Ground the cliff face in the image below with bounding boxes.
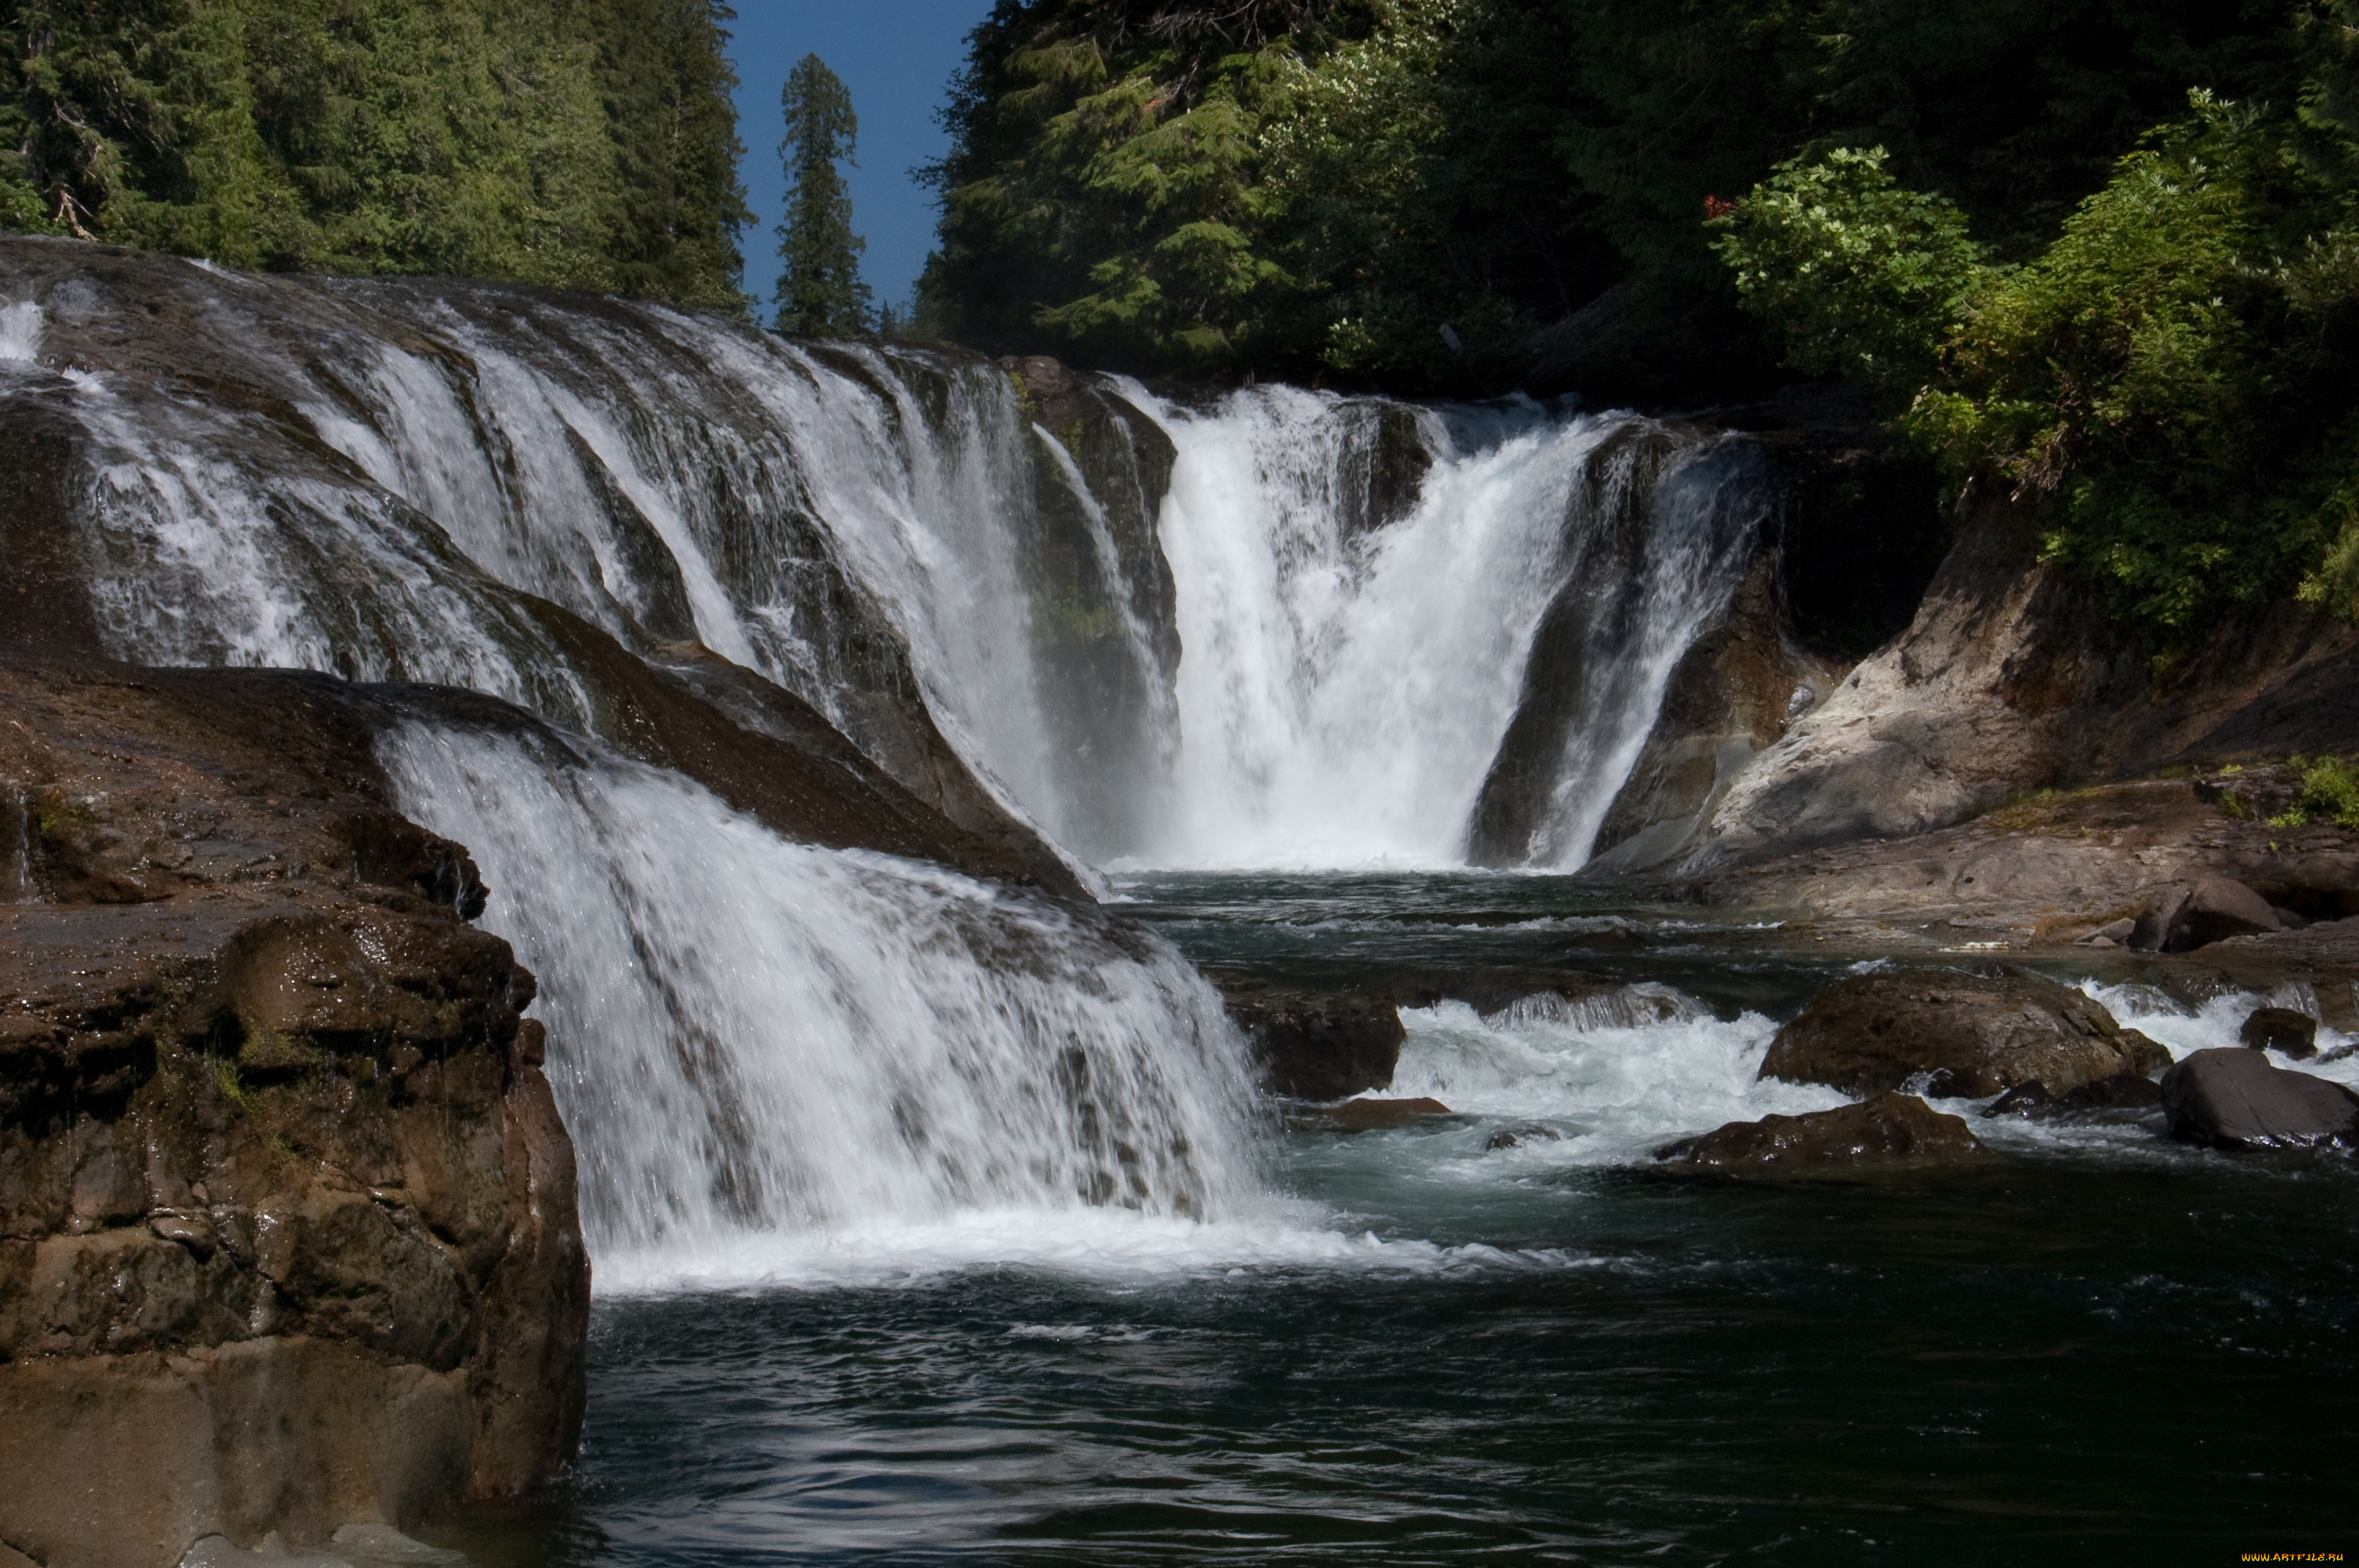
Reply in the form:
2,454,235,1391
0,659,588,1566
1685,495,2359,875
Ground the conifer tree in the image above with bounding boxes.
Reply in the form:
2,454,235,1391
773,53,871,336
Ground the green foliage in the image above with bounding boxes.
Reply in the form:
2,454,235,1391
921,0,1571,383
0,0,751,310
921,0,2295,388
1710,147,1986,393
774,53,871,335
1718,84,2359,639
2291,753,2359,827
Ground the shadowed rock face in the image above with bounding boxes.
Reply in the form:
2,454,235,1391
1004,356,1182,862
1758,971,2166,1099
0,659,587,1566
1685,494,2359,875
1656,1093,1989,1172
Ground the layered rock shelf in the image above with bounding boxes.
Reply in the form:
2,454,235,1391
0,659,594,1564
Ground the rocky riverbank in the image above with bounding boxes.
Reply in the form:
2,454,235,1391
0,657,587,1565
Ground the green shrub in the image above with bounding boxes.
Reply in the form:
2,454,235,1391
1709,147,1987,394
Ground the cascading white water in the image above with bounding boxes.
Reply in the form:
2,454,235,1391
1118,387,1764,869
19,260,1781,874
376,720,1264,1281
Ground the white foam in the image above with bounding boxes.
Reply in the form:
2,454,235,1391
1385,989,1849,1165
1116,387,1767,869
0,299,41,364
591,1201,1607,1295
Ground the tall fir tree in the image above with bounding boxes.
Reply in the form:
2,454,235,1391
773,53,871,336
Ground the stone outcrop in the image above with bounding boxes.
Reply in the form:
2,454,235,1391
1001,355,1182,862
1583,549,1840,876
0,658,588,1566
1757,971,2168,1098
1203,974,1405,1102
1681,773,2359,944
2159,1048,2359,1150
1655,1093,1989,1172
1675,492,2359,876
2240,1007,2320,1058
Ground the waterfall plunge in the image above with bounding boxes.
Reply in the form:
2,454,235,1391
1118,388,1764,869
377,722,1263,1283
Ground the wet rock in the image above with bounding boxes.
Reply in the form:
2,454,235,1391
1758,971,2156,1098
1983,1072,2165,1121
1655,1093,1989,1171
2160,1048,2359,1150
2063,1071,2168,1112
1307,1097,1454,1133
999,355,1182,862
2240,1007,2319,1059
1483,1123,1562,1152
0,656,588,1565
1982,1082,2056,1120
1205,976,1404,1101
2114,1029,2175,1076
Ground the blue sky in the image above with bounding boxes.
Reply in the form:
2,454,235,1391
726,2,1001,318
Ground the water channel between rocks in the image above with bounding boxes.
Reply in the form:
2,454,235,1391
428,873,2359,1567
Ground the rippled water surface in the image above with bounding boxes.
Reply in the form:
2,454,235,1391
441,874,2359,1566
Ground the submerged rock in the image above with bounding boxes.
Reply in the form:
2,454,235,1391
2159,1048,2359,1150
1758,971,2158,1098
1484,1123,1563,1152
2239,1006,2319,1059
1655,1093,1989,1171
1306,1097,1454,1133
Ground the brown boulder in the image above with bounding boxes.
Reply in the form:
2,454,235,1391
2160,1048,2359,1150
2132,876,2283,953
2240,1007,2319,1059
1655,1093,1989,1171
1207,976,1404,1101
0,658,587,1566
1758,971,2153,1098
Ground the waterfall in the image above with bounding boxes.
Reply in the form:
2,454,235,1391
1116,387,1765,868
376,720,1261,1279
16,259,1775,874
1,249,1788,1279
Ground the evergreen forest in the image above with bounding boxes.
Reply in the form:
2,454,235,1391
920,0,2359,641
1,0,751,310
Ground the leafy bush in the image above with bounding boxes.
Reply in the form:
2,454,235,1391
2285,754,2359,829
1721,95,2359,639
1709,147,1986,393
